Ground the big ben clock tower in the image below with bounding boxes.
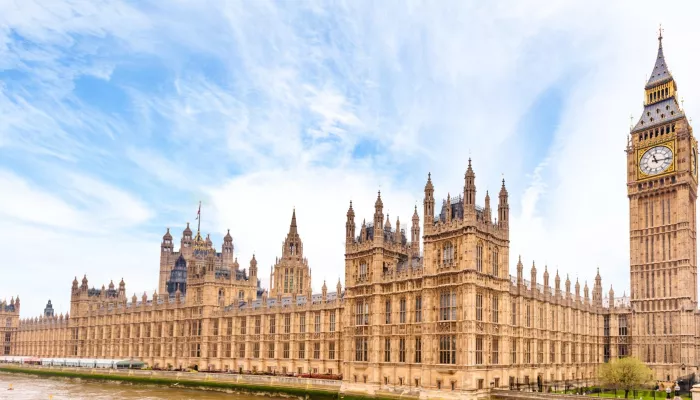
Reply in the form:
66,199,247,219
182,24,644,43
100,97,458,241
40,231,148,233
627,30,698,378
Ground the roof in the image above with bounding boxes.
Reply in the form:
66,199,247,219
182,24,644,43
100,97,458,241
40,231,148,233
646,35,672,89
632,97,684,131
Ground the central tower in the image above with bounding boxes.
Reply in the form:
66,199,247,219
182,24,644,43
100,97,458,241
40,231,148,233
627,31,698,377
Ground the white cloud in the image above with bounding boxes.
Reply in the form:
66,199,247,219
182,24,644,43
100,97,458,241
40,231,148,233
3,0,700,317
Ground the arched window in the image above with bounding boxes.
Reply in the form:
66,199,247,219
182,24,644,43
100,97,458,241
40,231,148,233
492,248,499,277
238,290,244,301
442,242,454,266
476,242,483,272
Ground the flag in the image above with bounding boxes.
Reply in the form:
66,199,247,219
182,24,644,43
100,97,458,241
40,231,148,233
196,202,201,220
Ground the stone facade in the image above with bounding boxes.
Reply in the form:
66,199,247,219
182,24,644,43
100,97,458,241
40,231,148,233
4,34,700,397
0,298,19,356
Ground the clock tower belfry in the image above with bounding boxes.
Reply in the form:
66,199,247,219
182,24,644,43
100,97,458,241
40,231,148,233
627,30,698,376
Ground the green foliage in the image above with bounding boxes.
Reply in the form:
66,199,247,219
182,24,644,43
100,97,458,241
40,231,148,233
598,357,653,398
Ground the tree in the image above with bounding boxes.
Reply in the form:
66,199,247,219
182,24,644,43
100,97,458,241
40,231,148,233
598,357,653,399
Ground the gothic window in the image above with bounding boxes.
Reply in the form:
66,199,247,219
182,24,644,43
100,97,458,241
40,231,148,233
526,303,531,327
269,315,276,334
284,314,291,333
415,337,422,363
254,316,261,334
359,262,368,281
268,343,275,358
218,288,225,306
314,313,321,333
492,338,499,364
385,300,391,324
442,242,454,266
355,337,368,361
510,338,517,364
415,296,422,323
399,338,406,362
399,298,406,323
439,291,457,321
329,312,336,332
355,300,369,326
475,335,484,365
491,295,499,323
476,242,483,272
298,314,306,333
439,335,456,364
328,342,336,360
492,247,499,277
384,338,391,362
313,342,320,359
475,292,483,321
283,342,290,358
298,342,305,359
511,300,516,326
238,290,244,301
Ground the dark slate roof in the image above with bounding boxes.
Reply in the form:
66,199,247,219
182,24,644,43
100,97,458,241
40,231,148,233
633,97,684,131
646,38,672,89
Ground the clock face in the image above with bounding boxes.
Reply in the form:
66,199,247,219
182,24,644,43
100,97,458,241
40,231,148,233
640,146,673,176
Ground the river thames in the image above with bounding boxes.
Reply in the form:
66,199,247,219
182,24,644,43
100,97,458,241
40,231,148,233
0,373,289,400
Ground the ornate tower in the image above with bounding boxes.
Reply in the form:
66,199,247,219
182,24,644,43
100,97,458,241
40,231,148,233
627,30,698,376
159,228,175,294
270,209,312,298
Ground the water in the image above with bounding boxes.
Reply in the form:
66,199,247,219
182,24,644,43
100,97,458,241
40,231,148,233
0,372,289,400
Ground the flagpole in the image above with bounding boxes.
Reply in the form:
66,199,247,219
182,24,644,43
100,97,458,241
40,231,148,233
196,201,202,234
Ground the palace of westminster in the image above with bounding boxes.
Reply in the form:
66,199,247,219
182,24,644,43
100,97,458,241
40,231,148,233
1,33,699,395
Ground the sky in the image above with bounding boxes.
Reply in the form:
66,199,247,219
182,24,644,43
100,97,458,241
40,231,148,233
1,0,700,316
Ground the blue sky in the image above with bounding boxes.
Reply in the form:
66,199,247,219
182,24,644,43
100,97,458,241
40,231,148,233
2,0,700,315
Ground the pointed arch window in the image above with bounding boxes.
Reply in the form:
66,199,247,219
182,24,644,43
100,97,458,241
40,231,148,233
476,242,484,272
492,247,499,277
442,242,454,267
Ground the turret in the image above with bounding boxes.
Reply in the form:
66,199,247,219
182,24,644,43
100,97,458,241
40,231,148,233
593,268,603,306
394,216,401,242
463,159,476,214
555,270,561,293
608,285,615,307
336,278,342,295
423,173,435,232
250,254,258,279
205,233,212,248
484,191,491,223
80,275,88,292
374,191,384,243
516,255,523,285
118,278,126,298
322,280,328,299
182,222,193,249
565,275,571,296
445,193,452,223
584,281,589,302
346,201,356,244
543,266,550,288
411,206,420,257
498,179,509,229
222,229,234,260
530,261,537,288
575,278,581,300
161,228,173,253
72,277,79,294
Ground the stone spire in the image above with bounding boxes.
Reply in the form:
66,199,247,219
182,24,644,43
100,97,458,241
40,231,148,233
646,28,672,90
346,201,356,244
423,173,435,232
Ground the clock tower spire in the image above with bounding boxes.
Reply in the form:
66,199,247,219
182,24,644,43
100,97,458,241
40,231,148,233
627,30,698,379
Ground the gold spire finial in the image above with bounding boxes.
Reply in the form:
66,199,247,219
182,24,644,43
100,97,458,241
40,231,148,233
658,23,664,41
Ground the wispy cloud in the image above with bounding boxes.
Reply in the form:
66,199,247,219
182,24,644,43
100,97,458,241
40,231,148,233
1,0,700,314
